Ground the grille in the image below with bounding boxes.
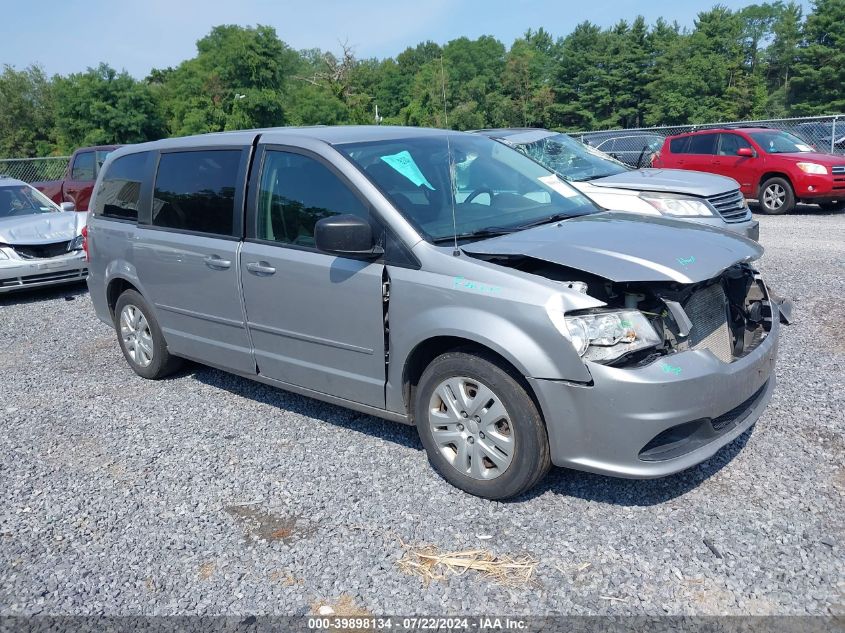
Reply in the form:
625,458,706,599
0,268,87,288
685,283,733,363
706,189,748,222
12,241,72,259
832,166,845,174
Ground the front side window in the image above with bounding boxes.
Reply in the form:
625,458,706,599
93,152,149,221
152,150,241,236
0,184,60,218
338,134,597,243
257,151,369,247
718,134,753,156
686,134,718,155
71,152,95,180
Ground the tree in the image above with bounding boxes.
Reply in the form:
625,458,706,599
155,24,297,135
790,0,845,114
0,65,56,157
53,64,164,151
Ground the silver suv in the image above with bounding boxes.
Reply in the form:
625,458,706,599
86,126,782,499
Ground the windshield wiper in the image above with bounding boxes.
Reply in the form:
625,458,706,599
510,212,578,230
431,227,516,244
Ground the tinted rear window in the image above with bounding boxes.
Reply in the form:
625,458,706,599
152,150,242,236
686,134,718,155
93,152,150,221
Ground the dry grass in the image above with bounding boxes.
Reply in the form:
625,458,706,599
397,545,538,586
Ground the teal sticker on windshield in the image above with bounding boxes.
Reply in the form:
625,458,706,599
380,151,435,190
660,362,682,376
677,256,696,267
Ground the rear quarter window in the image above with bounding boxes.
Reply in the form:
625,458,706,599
92,152,151,221
670,137,690,154
152,150,243,236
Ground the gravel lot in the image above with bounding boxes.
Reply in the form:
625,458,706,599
1,208,843,617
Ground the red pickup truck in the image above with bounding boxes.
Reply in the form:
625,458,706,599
33,145,120,212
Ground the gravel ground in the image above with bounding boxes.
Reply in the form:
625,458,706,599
0,208,843,617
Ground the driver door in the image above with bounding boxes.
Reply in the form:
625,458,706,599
240,146,386,407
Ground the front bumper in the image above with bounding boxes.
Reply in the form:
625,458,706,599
692,215,760,241
529,315,779,478
0,251,88,293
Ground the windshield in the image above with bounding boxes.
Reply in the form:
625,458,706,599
749,131,814,154
0,184,61,219
515,133,629,181
338,134,598,243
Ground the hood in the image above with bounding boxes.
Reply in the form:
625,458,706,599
462,212,763,284
589,168,738,197
0,212,84,245
768,151,845,165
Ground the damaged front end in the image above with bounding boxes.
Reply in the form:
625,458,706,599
494,256,776,369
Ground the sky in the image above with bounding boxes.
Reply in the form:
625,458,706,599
4,0,812,78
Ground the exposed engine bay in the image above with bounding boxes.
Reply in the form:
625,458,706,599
485,255,774,368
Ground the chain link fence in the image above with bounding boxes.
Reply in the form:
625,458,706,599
0,156,70,183
568,114,845,166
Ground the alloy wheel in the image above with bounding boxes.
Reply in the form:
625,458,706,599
119,304,154,367
763,184,786,210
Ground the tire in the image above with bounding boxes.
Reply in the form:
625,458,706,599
414,350,551,499
114,289,182,379
818,200,845,212
757,177,795,215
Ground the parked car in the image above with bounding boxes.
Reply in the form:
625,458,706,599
475,128,759,240
33,145,120,212
577,132,665,167
87,126,782,499
794,121,845,154
0,176,87,293
654,127,845,214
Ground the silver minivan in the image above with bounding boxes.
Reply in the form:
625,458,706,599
86,126,781,499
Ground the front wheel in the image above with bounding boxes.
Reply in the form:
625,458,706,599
757,177,795,215
818,200,845,212
414,351,550,499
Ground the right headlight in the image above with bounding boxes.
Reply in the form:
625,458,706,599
564,310,663,362
639,192,715,217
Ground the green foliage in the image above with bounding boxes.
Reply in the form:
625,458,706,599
53,63,164,152
0,65,56,157
790,0,845,114
1,5,844,158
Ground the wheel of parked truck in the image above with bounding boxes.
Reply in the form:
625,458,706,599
757,177,795,215
818,200,845,212
414,350,551,499
114,290,182,380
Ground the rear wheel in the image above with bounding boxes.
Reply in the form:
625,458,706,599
414,350,550,499
757,177,795,214
114,290,182,379
818,200,845,212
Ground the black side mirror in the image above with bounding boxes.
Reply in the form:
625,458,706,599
315,214,382,258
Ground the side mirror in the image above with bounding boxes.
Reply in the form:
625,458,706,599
737,147,755,158
315,214,382,258
60,201,76,212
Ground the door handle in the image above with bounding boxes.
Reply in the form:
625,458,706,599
246,261,276,275
204,255,232,270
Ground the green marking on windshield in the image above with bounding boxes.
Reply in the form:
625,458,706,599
677,256,696,267
379,150,435,190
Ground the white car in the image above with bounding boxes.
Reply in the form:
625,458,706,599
0,176,88,293
476,128,760,241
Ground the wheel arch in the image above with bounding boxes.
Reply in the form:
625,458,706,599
106,277,142,320
400,335,545,424
757,171,793,195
